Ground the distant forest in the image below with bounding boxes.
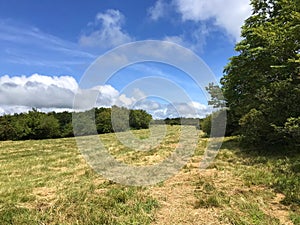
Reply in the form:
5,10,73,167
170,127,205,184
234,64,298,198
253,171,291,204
0,106,201,141
0,106,151,141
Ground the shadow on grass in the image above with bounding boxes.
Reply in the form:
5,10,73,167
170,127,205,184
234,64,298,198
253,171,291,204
219,137,300,208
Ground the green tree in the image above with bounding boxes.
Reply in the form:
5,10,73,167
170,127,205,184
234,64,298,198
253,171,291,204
200,114,211,136
200,110,226,137
23,110,60,139
72,109,96,136
129,109,152,129
111,106,130,132
0,115,16,140
206,82,226,108
221,0,300,147
35,114,60,139
96,108,113,133
13,113,33,140
51,111,73,137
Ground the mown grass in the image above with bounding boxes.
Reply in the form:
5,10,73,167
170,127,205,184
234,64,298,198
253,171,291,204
0,126,299,224
100,125,183,165
0,137,159,225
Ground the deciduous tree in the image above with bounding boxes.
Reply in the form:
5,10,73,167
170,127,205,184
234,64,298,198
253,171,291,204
221,0,300,147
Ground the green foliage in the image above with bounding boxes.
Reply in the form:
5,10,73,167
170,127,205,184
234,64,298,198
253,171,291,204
96,108,113,133
0,109,61,140
200,114,211,136
273,116,300,146
206,82,226,108
51,111,73,137
0,115,17,140
164,117,181,126
33,113,60,139
111,106,130,132
153,117,200,128
129,109,152,129
239,108,271,144
221,0,300,147
0,107,154,140
72,109,96,136
200,110,226,137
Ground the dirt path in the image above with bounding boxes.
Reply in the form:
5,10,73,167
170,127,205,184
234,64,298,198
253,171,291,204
147,156,293,225
149,171,224,224
148,157,229,225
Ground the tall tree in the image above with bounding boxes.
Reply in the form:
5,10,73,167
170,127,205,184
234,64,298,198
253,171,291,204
221,0,300,147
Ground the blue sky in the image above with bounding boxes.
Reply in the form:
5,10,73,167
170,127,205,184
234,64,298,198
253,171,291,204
0,0,252,118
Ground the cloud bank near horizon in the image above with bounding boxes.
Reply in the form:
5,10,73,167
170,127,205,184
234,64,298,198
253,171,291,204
0,74,212,119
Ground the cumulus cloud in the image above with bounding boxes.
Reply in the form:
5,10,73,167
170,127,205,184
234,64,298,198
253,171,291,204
79,9,133,49
0,74,77,109
0,74,133,114
174,0,252,41
148,0,168,21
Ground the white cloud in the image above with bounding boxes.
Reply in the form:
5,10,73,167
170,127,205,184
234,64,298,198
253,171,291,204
0,105,32,115
148,0,167,21
132,88,147,100
0,74,79,92
174,0,252,41
0,74,212,119
115,94,135,107
188,101,208,111
163,23,209,52
164,102,212,118
0,74,77,109
164,35,186,47
79,9,133,49
0,74,131,114
133,99,212,119
133,99,162,111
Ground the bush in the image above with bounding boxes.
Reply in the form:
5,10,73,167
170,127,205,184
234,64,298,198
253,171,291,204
200,114,211,136
129,109,152,129
273,117,300,147
201,110,226,137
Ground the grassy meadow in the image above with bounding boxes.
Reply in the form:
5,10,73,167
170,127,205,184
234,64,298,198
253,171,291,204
0,125,299,224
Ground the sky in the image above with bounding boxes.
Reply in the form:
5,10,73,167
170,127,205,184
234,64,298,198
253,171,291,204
0,0,252,118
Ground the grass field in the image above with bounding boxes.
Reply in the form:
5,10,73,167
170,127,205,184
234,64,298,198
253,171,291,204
0,125,299,224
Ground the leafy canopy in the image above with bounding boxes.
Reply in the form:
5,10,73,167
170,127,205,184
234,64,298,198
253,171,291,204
221,0,300,147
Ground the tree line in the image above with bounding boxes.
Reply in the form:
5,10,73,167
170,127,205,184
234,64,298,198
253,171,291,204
202,0,300,149
152,117,201,128
0,106,152,141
